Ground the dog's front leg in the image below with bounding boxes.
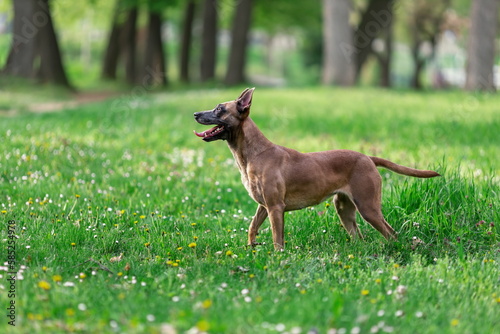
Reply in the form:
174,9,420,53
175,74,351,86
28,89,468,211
248,205,268,246
267,203,286,251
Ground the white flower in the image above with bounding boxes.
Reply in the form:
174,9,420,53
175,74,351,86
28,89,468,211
395,285,407,296
275,323,286,332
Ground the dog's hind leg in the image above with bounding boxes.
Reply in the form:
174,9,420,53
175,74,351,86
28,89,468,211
248,205,268,246
349,175,397,240
333,193,363,239
356,204,396,240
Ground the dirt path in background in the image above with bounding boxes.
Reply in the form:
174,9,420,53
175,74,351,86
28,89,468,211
28,91,118,113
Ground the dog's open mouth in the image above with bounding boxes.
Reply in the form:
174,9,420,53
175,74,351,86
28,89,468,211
193,125,225,139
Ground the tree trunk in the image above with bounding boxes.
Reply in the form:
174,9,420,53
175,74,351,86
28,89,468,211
377,13,393,87
2,0,71,88
200,0,218,82
322,0,355,86
354,0,393,84
2,0,36,78
102,0,124,80
224,0,253,86
411,41,425,90
121,7,138,85
465,0,498,91
179,0,196,82
142,10,167,86
35,0,71,87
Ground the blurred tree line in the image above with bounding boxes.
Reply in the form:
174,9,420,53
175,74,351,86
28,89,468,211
0,0,498,91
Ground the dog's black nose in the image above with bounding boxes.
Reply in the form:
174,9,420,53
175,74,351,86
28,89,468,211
194,112,201,119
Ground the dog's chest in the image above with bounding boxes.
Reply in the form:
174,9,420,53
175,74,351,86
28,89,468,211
240,170,265,205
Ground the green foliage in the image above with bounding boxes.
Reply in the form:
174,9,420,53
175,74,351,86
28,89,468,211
0,88,498,333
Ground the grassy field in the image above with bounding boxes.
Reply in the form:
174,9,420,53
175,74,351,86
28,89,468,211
0,87,499,333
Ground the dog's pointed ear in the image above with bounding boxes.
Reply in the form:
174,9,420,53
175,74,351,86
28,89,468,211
237,87,255,113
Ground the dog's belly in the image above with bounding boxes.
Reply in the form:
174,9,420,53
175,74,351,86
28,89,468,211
284,192,335,211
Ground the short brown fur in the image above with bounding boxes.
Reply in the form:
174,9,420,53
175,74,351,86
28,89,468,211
194,88,440,250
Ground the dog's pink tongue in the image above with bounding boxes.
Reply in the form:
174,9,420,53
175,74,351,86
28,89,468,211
193,130,207,137
193,127,217,137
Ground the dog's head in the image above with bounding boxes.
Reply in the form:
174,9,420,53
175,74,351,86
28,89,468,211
194,88,255,142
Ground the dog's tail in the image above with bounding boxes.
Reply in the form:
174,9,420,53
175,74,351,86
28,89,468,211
370,156,440,178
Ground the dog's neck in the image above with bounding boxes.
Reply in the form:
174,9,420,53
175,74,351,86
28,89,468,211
227,117,274,171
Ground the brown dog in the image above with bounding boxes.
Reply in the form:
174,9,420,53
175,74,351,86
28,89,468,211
194,88,440,250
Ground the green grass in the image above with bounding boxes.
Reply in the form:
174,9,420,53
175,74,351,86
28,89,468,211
0,87,499,333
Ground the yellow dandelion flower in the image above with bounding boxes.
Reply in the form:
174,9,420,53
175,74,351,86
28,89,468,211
38,280,51,290
393,263,400,268
197,320,210,332
172,263,179,267
79,273,86,279
451,319,459,327
1,210,7,214
139,215,146,219
191,223,196,226
226,250,234,256
188,242,197,248
193,236,198,240
316,279,323,283
144,242,151,247
375,278,382,284
361,289,370,296
42,266,48,272
300,289,307,295
52,275,62,282
348,254,355,259
249,274,255,278
177,246,183,251
75,194,80,198
201,299,212,309
70,242,76,247
65,308,75,317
